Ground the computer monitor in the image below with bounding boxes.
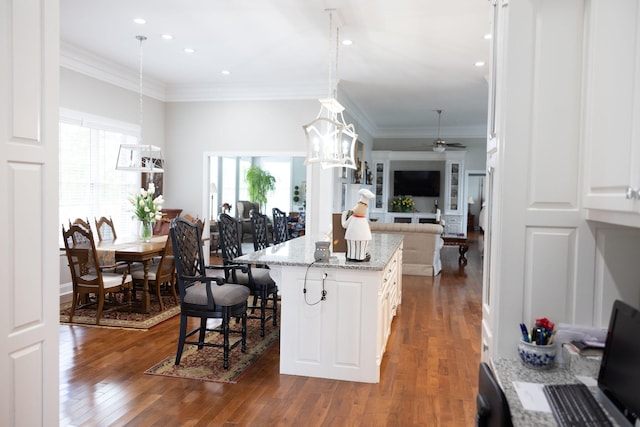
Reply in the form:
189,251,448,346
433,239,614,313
597,300,640,426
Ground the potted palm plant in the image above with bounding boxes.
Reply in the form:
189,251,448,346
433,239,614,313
245,166,276,212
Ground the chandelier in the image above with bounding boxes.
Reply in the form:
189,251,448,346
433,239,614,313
302,9,357,170
116,35,164,173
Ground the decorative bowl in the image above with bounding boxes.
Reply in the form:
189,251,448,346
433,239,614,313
518,340,557,370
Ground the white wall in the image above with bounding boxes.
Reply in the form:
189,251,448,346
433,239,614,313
60,68,375,238
164,100,318,218
60,68,165,150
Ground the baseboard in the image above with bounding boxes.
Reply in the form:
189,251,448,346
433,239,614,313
59,282,73,304
403,264,433,276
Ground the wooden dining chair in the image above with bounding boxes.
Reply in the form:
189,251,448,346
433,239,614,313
94,216,117,241
218,213,278,337
170,217,249,369
70,217,92,234
62,223,132,325
131,236,177,311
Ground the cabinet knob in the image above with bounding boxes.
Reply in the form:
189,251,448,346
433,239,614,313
626,187,638,199
483,344,489,352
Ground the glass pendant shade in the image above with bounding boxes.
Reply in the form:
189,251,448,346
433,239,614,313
116,144,164,172
116,35,164,173
303,97,357,169
303,9,357,169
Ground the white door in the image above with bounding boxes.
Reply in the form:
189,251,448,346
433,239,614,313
0,0,60,425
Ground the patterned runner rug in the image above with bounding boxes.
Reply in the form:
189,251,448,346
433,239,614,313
60,293,180,330
144,309,279,383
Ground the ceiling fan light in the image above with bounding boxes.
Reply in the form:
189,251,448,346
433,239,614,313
432,145,446,153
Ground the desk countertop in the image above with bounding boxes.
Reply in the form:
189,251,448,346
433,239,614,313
492,358,581,426
491,357,619,426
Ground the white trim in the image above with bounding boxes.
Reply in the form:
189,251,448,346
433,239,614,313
60,108,140,137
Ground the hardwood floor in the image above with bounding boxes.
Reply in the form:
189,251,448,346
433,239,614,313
60,232,484,426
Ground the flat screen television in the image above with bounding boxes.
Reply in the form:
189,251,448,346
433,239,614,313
597,300,640,426
393,170,440,197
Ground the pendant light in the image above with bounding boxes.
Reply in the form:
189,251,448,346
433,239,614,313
302,9,358,170
116,35,164,173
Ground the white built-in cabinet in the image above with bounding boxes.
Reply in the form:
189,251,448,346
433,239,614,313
480,0,640,363
371,151,465,232
583,0,640,229
443,159,465,235
373,156,389,212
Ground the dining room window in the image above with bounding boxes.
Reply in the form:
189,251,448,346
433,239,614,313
59,109,141,239
257,157,291,215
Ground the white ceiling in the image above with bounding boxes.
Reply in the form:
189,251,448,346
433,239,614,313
60,0,491,146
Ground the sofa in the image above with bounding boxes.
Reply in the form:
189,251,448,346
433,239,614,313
369,222,444,276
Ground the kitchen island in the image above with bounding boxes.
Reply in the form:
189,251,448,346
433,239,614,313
235,233,403,383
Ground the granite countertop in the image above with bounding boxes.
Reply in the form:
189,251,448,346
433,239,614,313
492,358,579,427
234,233,403,271
491,357,618,426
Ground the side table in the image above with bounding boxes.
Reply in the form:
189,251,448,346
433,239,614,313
441,234,469,264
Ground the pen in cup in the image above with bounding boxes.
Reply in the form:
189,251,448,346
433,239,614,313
520,323,530,343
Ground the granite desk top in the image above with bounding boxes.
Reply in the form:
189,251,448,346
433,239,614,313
234,233,403,271
491,357,619,426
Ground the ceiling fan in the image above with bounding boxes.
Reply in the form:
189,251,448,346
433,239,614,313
431,109,466,152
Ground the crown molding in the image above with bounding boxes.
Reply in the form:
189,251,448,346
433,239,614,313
337,90,377,139
61,42,335,104
61,42,167,101
373,124,487,139
60,42,486,139
163,81,327,103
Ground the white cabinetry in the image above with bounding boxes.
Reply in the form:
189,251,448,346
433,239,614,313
372,156,389,212
377,247,401,363
583,0,640,228
259,235,403,383
385,212,437,224
443,215,464,235
371,151,466,230
444,159,465,235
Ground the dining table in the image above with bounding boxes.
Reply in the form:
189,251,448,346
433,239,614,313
96,235,167,313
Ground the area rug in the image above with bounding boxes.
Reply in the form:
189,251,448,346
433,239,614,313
144,311,280,383
60,294,180,330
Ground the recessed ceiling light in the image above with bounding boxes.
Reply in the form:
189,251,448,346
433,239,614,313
221,70,231,75
474,61,485,67
484,33,492,40
184,48,196,54
342,39,353,46
133,18,146,24
161,34,174,40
